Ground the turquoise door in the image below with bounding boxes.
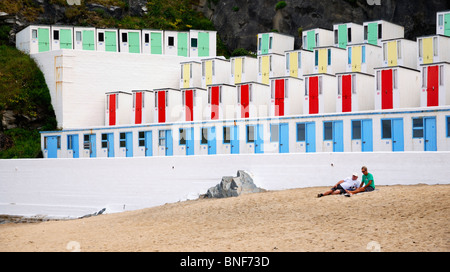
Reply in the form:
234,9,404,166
445,14,450,36
186,128,195,156
68,134,79,158
207,127,216,155
231,126,240,154
151,32,162,54
338,24,348,49
125,132,133,157
392,119,404,152
82,30,95,50
261,33,269,54
255,124,264,154
145,131,153,157
198,32,209,57
165,130,173,156
279,123,289,153
86,134,96,158
60,29,72,49
38,28,50,52
105,31,117,52
129,32,140,53
46,136,59,158
361,119,373,152
424,117,437,151
333,121,344,152
367,23,378,45
107,133,114,157
178,32,188,57
305,122,316,153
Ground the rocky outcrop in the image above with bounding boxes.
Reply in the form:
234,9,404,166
205,170,265,198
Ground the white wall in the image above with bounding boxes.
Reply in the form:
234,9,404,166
1,152,449,218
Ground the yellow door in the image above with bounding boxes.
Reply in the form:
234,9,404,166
289,52,298,77
352,46,362,72
234,57,242,84
422,38,433,64
183,64,190,88
261,56,270,84
318,49,327,73
387,41,397,66
205,60,213,86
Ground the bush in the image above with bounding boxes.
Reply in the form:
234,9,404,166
275,1,287,10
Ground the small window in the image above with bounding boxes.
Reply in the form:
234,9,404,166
119,132,126,148
297,52,301,69
76,31,82,42
284,79,289,99
418,39,423,58
327,49,332,66
144,33,149,43
323,122,333,141
68,135,74,150
223,127,231,144
348,28,352,43
412,118,424,138
305,78,309,95
315,33,319,46
378,23,382,39
201,128,208,145
258,37,262,51
270,124,279,142
286,53,290,70
190,63,193,79
334,29,338,44
84,134,91,149
98,32,104,42
179,128,186,145
439,15,444,27
168,36,174,46
53,30,59,41
352,74,356,94
138,131,145,147
101,134,108,148
338,76,342,95
362,46,366,64
397,40,402,60
433,37,438,57
393,69,398,89
269,55,272,72
422,67,427,88
352,120,362,140
439,65,444,86
158,130,166,146
32,29,38,39
269,36,273,50
348,47,352,65
318,76,323,95
447,116,450,137
247,125,255,143
191,38,198,48
376,70,381,91
296,123,306,142
315,50,319,66
364,25,368,40
381,119,392,139
122,32,127,43
383,43,387,61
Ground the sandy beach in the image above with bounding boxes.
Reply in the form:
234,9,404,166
0,184,449,252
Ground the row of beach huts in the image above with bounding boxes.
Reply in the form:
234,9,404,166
15,11,450,158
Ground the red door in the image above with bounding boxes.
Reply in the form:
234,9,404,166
309,77,319,114
427,66,439,107
134,92,142,124
381,69,393,109
185,90,194,121
108,94,116,126
275,79,285,116
240,84,250,118
157,91,166,123
342,75,352,112
211,86,220,120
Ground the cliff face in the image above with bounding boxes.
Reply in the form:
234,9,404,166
195,0,450,52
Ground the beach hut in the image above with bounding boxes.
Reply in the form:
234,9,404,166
285,49,314,78
382,38,417,69
436,10,450,37
180,61,202,89
96,28,118,52
346,43,382,74
16,25,51,54
119,29,141,53
201,58,231,88
154,88,183,123
333,23,364,49
270,76,304,117
236,82,271,119
142,29,164,55
132,90,155,125
206,84,237,121
105,91,132,126
257,53,285,85
230,56,258,85
313,46,347,75
51,26,73,50
374,66,421,110
189,29,217,57
304,74,337,115
181,87,208,122
257,32,295,55
164,31,189,57
417,35,450,67
73,27,96,51
420,62,450,107
363,20,404,46
302,28,334,51
336,72,375,113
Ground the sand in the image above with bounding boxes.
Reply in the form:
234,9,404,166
0,184,449,252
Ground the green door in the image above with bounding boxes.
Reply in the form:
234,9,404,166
261,33,269,54
105,31,117,52
60,29,72,49
38,28,50,52
129,32,140,53
151,32,162,54
82,30,95,50
198,32,210,57
445,13,450,36
368,23,378,45
177,32,188,57
307,30,315,51
338,24,348,49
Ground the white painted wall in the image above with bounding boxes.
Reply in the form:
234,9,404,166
1,152,449,218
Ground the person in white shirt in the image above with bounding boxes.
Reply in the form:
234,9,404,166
317,173,360,198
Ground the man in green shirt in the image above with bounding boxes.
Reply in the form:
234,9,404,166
348,166,375,196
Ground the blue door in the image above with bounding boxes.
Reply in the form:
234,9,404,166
305,122,316,153
424,117,437,151
89,134,96,158
106,133,114,157
333,121,344,152
165,130,173,156
68,135,79,158
279,123,289,153
186,128,195,156
145,131,152,157
361,119,373,152
231,126,240,154
392,119,404,152
125,132,133,157
255,124,264,154
46,136,59,158
208,127,217,155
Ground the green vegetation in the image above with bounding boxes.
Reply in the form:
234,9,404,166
275,1,287,10
231,48,256,58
